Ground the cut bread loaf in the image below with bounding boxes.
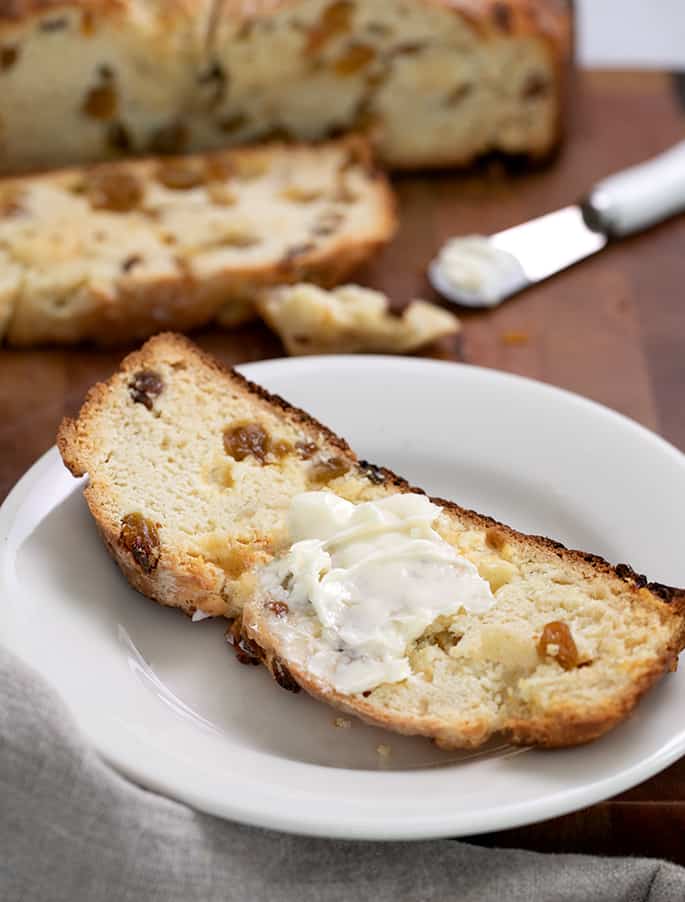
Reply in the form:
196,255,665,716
256,282,460,355
0,137,395,346
0,1,571,175
58,333,685,750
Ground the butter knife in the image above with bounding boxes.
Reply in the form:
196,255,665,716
429,140,685,308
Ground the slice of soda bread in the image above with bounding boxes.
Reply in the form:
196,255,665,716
58,333,685,749
0,137,395,346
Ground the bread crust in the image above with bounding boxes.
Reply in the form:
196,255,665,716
59,332,685,749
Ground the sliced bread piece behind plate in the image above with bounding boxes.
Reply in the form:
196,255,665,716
0,137,395,346
58,333,685,749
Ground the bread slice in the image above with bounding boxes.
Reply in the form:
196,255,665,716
191,0,572,169
256,282,460,355
58,333,685,749
0,137,396,346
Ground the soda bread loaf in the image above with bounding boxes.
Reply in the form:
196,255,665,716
0,137,396,346
58,333,685,750
0,1,571,175
256,282,460,355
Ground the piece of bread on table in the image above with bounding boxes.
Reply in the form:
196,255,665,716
177,0,572,170
256,283,460,355
0,2,571,175
58,333,685,750
0,137,396,346
0,0,211,175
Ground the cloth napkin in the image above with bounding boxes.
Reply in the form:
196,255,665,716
2,647,684,902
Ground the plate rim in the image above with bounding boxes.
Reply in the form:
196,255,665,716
1,355,684,841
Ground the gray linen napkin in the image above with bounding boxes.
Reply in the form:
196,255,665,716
2,647,684,902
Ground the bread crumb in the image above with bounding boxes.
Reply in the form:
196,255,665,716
334,717,352,729
376,743,392,758
501,330,529,345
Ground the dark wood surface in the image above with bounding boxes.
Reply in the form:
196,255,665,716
1,70,684,862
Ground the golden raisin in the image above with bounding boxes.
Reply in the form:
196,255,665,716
225,620,263,666
272,439,293,458
107,121,131,152
0,187,24,218
272,658,300,693
155,160,205,190
485,526,507,552
295,440,318,459
120,513,160,574
86,168,143,212
81,9,95,35
148,122,188,155
234,156,268,180
334,44,375,76
206,183,237,206
223,422,270,463
0,46,18,70
218,113,248,134
82,83,118,119
523,73,549,99
128,370,164,410
204,155,234,182
537,621,579,670
306,1,353,53
309,456,351,484
280,185,322,204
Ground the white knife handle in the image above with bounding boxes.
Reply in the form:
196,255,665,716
585,140,685,238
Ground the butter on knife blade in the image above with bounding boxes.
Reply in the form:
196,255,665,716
429,141,685,309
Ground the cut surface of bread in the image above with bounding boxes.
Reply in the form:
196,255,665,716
0,0,212,175
201,0,571,169
0,137,395,346
256,282,460,355
58,333,685,750
0,1,571,175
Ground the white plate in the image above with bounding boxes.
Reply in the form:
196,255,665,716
1,357,684,841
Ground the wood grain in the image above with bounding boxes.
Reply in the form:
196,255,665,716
1,69,684,862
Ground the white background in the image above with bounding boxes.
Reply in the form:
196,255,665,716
578,0,685,69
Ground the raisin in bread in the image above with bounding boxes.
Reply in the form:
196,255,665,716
0,0,211,175
0,1,571,175
0,138,396,346
58,333,685,750
256,283,460,355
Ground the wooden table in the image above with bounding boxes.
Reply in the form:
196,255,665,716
1,70,684,863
